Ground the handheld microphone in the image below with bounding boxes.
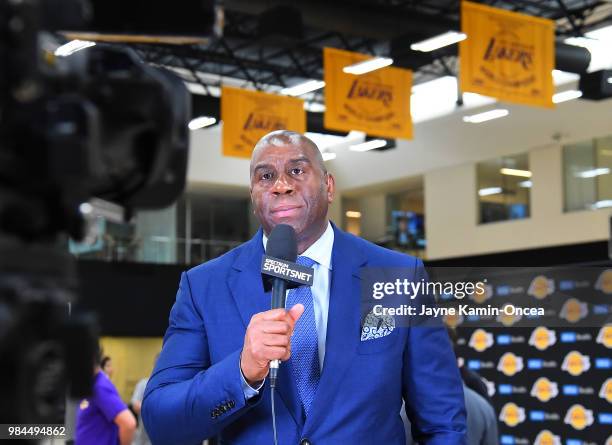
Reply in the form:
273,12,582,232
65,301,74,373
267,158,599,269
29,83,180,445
261,224,314,387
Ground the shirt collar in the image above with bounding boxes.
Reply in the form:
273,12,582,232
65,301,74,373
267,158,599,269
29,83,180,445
262,221,334,270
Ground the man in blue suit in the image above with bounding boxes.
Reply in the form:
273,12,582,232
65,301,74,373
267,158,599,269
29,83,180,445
142,131,466,444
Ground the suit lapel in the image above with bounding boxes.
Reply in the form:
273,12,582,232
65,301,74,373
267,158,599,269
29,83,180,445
303,225,365,433
228,229,304,427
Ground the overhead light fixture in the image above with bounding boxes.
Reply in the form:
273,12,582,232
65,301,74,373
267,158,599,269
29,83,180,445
345,211,362,218
463,109,509,124
304,102,326,113
553,90,582,103
55,40,96,57
500,168,532,178
518,180,533,188
280,80,325,96
478,187,503,196
343,57,393,75
410,31,467,52
592,200,612,209
188,116,217,130
574,167,610,178
349,139,387,152
322,152,337,161
607,77,612,84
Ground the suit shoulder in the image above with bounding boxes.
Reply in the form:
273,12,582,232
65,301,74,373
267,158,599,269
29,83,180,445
342,231,420,268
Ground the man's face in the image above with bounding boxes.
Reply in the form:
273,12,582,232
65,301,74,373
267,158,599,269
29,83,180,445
250,142,334,240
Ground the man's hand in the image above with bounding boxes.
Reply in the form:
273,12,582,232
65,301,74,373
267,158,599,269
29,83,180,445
240,304,304,385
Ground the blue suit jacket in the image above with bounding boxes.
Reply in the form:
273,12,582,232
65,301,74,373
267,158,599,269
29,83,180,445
142,224,466,445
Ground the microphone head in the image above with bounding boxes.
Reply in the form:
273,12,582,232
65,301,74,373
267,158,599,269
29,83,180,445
266,224,297,262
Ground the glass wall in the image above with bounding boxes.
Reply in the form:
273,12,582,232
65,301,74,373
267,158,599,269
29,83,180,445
563,135,612,212
69,190,253,265
477,153,531,224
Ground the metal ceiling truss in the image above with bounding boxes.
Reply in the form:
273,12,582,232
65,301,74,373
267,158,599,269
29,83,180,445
130,1,610,97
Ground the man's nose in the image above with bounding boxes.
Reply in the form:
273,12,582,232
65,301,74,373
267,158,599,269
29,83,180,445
271,173,294,195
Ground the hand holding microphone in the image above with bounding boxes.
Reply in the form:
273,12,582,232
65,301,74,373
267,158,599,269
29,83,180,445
240,304,304,386
239,224,314,387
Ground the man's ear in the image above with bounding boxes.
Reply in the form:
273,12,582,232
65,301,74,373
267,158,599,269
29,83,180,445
326,173,336,203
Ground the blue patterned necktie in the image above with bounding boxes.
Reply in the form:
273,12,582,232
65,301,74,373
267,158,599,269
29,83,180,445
286,255,320,416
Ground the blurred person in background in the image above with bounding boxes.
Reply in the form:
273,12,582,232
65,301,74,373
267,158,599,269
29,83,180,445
76,346,136,445
130,356,159,445
101,355,114,379
402,384,498,445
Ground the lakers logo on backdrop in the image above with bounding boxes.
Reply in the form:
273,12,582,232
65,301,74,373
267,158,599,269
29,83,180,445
564,404,594,430
469,329,494,352
534,430,561,445
499,403,526,427
561,351,590,376
559,298,588,323
530,377,559,402
443,313,464,328
597,325,612,348
528,326,556,351
528,275,555,299
600,378,612,403
497,303,521,326
497,352,524,376
470,282,493,304
595,269,612,294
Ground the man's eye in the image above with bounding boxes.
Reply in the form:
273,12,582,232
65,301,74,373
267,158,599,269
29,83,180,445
290,168,304,175
261,172,273,180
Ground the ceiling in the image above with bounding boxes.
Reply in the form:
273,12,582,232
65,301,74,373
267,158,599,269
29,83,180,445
129,0,612,101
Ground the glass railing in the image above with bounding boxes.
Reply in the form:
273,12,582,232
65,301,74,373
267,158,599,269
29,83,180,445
70,234,242,265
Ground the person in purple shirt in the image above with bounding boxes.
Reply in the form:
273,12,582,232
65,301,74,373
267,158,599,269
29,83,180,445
76,349,136,445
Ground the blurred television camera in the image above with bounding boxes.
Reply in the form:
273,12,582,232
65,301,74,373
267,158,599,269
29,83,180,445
0,0,214,436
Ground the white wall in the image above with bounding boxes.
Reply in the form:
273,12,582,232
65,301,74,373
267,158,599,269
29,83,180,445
425,143,611,260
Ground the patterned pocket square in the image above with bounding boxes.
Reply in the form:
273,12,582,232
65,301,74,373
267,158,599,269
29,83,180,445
360,311,396,341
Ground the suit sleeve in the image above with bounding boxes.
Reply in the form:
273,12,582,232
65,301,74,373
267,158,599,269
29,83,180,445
142,271,262,445
402,259,467,445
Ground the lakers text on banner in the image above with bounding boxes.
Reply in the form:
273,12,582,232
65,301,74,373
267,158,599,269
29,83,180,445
221,86,306,158
459,1,555,108
323,47,413,139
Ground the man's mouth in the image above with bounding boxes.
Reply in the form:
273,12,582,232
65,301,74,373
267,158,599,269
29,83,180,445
271,205,302,218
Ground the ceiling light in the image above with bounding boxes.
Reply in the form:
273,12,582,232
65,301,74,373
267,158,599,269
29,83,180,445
553,90,582,103
518,180,532,188
304,102,326,112
592,200,612,209
55,40,96,57
410,31,467,52
79,202,93,215
463,109,509,124
280,80,325,96
322,152,337,161
500,168,532,178
346,211,362,218
574,167,610,178
478,187,503,196
349,139,387,152
607,77,612,84
188,116,217,130
343,57,393,75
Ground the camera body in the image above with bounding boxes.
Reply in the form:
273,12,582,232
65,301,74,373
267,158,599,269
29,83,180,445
0,0,192,429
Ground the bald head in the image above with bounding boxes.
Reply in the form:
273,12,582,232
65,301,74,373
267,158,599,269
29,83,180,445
250,130,326,177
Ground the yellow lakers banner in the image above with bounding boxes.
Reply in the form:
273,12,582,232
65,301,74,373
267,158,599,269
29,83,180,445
460,1,554,108
221,86,306,158
324,47,412,139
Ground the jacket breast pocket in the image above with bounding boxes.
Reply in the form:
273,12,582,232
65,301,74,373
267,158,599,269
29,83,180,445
356,328,401,355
